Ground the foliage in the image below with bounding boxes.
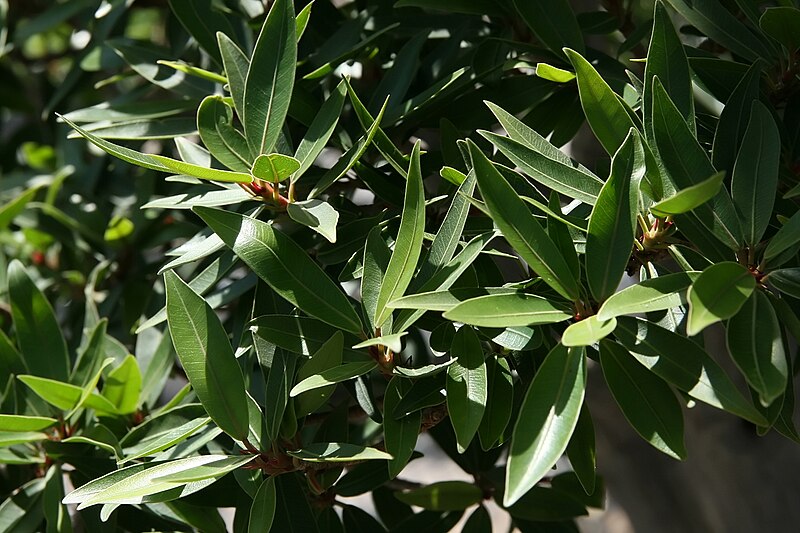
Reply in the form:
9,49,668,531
1,0,800,530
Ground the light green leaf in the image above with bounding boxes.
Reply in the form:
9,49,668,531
243,0,296,155
468,140,580,300
102,355,141,415
444,292,572,328
149,155,253,183
197,95,252,172
395,481,483,511
164,271,250,441
726,291,788,407
287,199,339,243
156,60,226,84
249,478,276,533
288,443,392,462
0,431,49,447
446,326,487,453
195,207,363,334
505,344,586,506
0,186,39,230
535,63,575,83
18,375,118,414
513,0,584,57
251,153,301,183
353,333,407,354
119,417,211,465
293,80,346,181
362,227,392,334
294,332,343,416
143,188,254,210
374,142,425,328
600,340,686,459
650,172,725,217
7,260,69,381
731,101,780,246
562,316,617,347
0,415,57,432
289,361,377,397
389,288,517,313
586,129,644,302
217,32,249,121
686,262,756,336
615,317,767,425
597,271,700,320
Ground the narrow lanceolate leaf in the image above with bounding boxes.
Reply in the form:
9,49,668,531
726,291,788,407
766,268,800,299
764,210,800,267
294,80,347,181
649,172,725,217
396,481,483,511
287,199,339,243
599,340,686,460
384,378,421,478
197,95,252,172
468,140,580,301
195,207,362,334
597,271,700,321
217,32,249,121
294,332,343,416
444,293,572,328
18,375,118,414
479,357,514,450
243,0,296,155
374,142,425,328
512,0,584,57
615,317,767,426
8,260,69,381
287,443,392,462
164,271,249,441
446,326,487,453
686,262,756,336
362,227,392,334
0,415,57,432
149,155,253,183
506,344,586,506
565,48,638,155
586,130,644,302
249,478,276,533
731,101,780,246
102,355,142,415
562,316,617,347
289,361,377,397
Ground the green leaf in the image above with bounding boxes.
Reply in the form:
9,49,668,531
650,171,725,217
615,317,767,425
513,0,583,57
444,292,571,328
43,464,72,533
195,207,363,334
446,326,487,453
384,378,421,478
562,316,617,347
390,288,517,313
0,431,49,447
197,95,252,172
0,186,39,231
294,332,343,416
288,443,393,462
18,375,118,414
143,188,254,210
395,481,483,511
287,199,339,243
289,361,377,397
586,129,644,302
463,506,492,533
149,154,253,183
243,0,296,155
766,268,800,299
565,48,638,155
600,340,686,459
250,315,364,360
535,63,576,83
249,477,276,533
468,140,580,301
7,260,69,381
260,345,295,444
686,262,756,336
764,211,800,267
566,404,596,494
0,414,56,432
120,417,211,465
167,0,236,65
760,7,800,50
295,1,313,41
374,142,425,328
217,32,249,121
164,270,250,441
505,344,586,506
478,356,514,450
731,101,780,246
597,271,700,321
711,61,762,175
102,355,141,415
293,80,347,181
362,227,392,334
353,334,407,354
251,153,301,183
726,291,788,407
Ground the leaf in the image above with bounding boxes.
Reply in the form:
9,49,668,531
0,431,49,447
18,375,118,414
293,80,347,181
565,48,638,155
217,32,249,121
120,417,212,464
390,287,517,312
167,0,235,65
444,292,571,328
686,262,756,336
614,317,767,425
535,63,576,83
764,210,800,267
650,172,725,217
0,415,57,432
143,188,254,210
249,315,364,359
295,1,313,41
362,227,392,334
395,481,483,511
597,271,700,321
195,207,363,334
505,344,586,506
599,340,686,459
374,142,425,327
7,260,69,381
259,345,295,444
760,7,800,50
478,357,514,450
353,334,407,354
63,455,254,508
197,95,252,172
0,186,39,230
393,359,456,378
711,61,762,175
43,464,72,533
272,474,321,533
562,316,617,347
446,326,487,453
101,355,141,415
731,101,780,246
249,477,276,533
468,140,580,301
287,199,339,243
289,361,377,397
463,506,492,533
164,271,250,441
726,291,788,407
586,129,644,302
288,443,392,462
149,155,253,183
512,0,583,57
502,484,589,522
251,153,301,183
294,332,343,416
766,268,800,299
566,404,596,494
384,378,421,478
243,0,296,155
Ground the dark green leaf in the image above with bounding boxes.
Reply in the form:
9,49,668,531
760,7,800,50
597,271,699,321
444,292,572,328
290,361,377,397
650,172,725,217
384,378,421,477
294,332,343,416
686,262,756,336
197,95,252,172
478,356,513,450
446,326,487,453
513,0,583,57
